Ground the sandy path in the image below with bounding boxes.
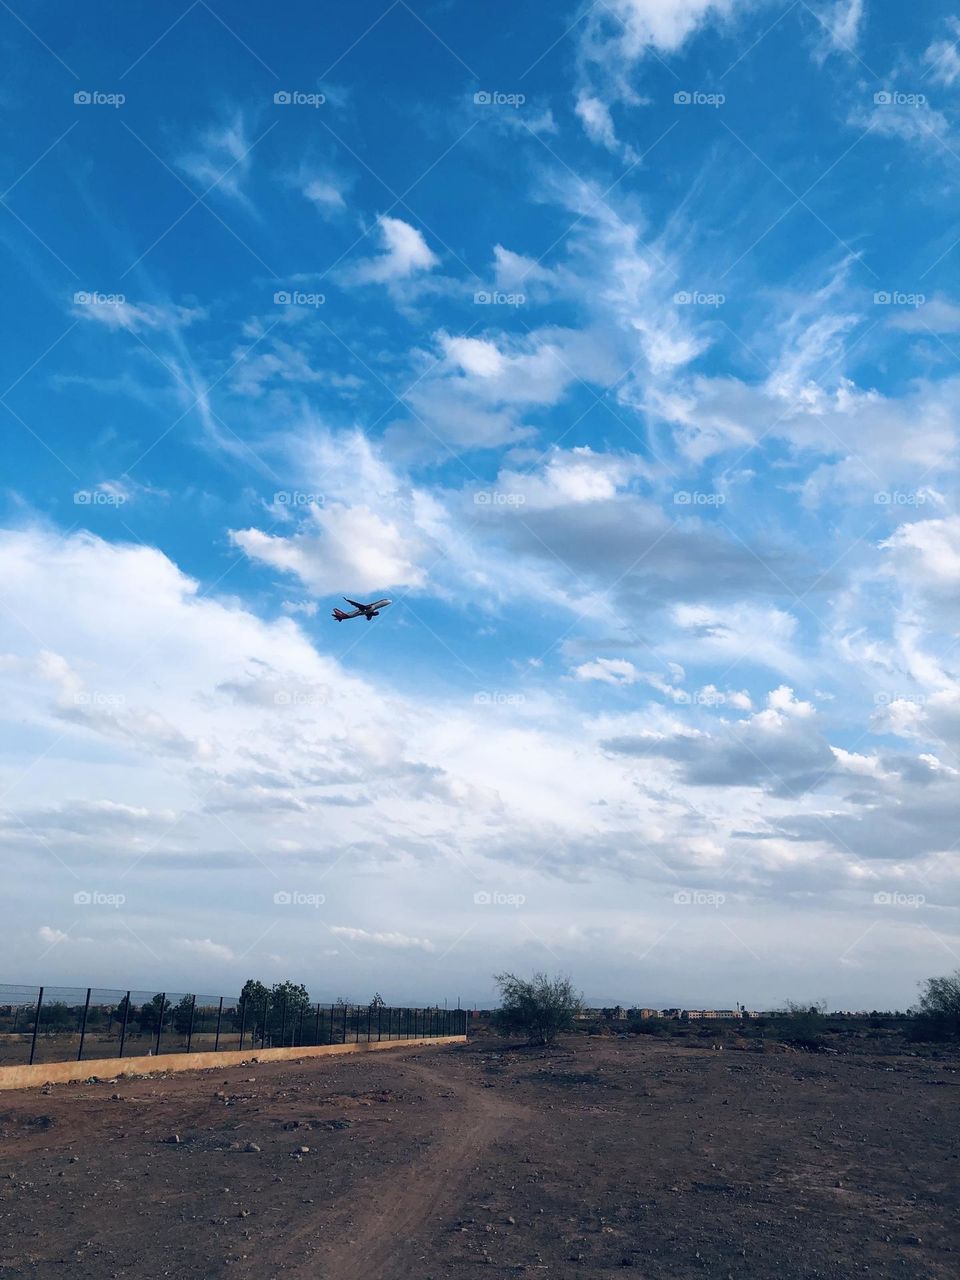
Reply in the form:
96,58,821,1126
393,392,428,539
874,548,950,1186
278,1053,531,1279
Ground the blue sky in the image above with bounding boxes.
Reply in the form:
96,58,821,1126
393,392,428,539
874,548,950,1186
2,0,960,1009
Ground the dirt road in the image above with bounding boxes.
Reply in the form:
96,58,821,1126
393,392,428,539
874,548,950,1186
0,1035,956,1278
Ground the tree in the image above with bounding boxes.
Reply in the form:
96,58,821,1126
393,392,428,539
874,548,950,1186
172,995,196,1036
912,970,960,1041
138,993,169,1033
42,1001,76,1032
370,993,386,1009
269,981,311,1040
235,979,270,1032
493,972,583,1045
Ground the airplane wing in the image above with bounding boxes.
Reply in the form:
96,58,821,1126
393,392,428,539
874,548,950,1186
344,597,368,609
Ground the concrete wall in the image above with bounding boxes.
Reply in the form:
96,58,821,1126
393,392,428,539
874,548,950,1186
0,1034,466,1093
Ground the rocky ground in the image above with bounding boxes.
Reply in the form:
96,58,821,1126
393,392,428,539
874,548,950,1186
0,1034,956,1278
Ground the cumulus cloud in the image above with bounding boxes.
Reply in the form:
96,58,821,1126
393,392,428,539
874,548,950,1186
347,216,438,284
232,502,427,596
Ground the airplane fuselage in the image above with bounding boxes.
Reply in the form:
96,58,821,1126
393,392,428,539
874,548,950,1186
332,597,393,621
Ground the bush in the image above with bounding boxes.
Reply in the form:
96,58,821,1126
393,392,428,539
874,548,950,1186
627,1018,670,1036
774,1001,827,1050
910,971,960,1042
493,972,582,1045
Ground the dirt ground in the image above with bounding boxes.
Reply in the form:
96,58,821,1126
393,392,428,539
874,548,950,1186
0,1034,956,1279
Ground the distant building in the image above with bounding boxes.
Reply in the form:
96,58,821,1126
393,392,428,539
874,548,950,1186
682,1009,739,1020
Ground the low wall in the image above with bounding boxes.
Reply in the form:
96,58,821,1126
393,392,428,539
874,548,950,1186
0,1034,466,1092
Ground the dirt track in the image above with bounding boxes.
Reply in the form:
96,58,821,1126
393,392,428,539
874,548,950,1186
0,1035,956,1278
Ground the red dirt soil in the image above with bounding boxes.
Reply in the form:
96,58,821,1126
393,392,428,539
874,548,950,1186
0,1035,956,1278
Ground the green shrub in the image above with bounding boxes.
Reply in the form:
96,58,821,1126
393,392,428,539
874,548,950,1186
493,972,583,1045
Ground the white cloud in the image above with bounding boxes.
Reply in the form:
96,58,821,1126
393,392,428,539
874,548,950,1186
232,502,427,596
924,18,960,85
177,937,236,962
575,92,620,151
816,0,865,54
178,114,255,204
347,216,438,284
329,926,436,952
881,516,960,588
592,0,739,56
573,658,641,684
303,177,345,211
74,297,204,333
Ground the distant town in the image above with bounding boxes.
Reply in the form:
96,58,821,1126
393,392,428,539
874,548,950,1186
468,1005,903,1021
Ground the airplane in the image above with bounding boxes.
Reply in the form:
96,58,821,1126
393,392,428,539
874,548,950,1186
331,597,393,622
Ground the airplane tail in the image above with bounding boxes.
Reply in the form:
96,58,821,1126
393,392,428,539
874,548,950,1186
331,608,349,621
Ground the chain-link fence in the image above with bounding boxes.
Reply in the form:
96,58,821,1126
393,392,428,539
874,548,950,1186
0,984,466,1067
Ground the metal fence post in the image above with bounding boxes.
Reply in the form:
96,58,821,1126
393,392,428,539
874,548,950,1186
118,991,130,1059
261,996,269,1049
296,1005,305,1048
279,993,287,1048
238,997,247,1051
342,1003,348,1044
377,1005,382,1042
314,1002,321,1046
154,994,166,1056
28,987,44,1065
186,994,197,1053
77,988,92,1061
214,996,224,1052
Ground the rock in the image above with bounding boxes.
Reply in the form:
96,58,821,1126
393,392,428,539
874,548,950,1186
244,1142,261,1153
163,1135,181,1145
298,1146,310,1154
